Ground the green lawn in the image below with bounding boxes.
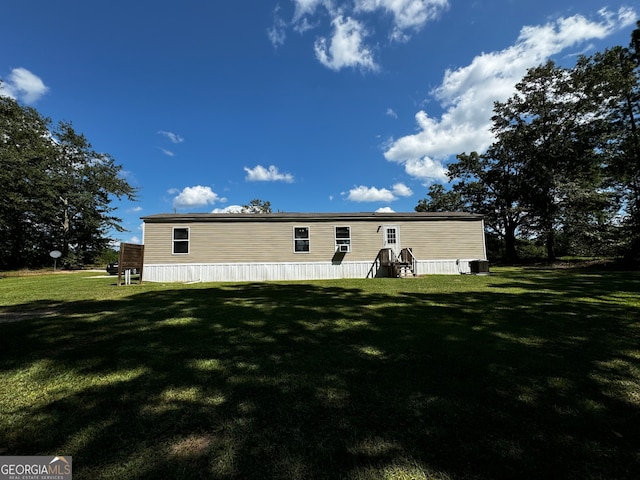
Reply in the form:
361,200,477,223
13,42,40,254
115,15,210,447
1,268,639,479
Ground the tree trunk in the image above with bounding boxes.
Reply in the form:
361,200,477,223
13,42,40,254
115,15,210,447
60,196,70,259
504,223,519,263
546,229,556,262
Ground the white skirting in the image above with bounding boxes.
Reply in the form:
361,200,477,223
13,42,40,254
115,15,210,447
142,259,477,283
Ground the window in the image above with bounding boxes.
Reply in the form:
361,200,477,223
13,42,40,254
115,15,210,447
386,227,397,245
335,226,351,252
294,227,310,253
173,227,189,254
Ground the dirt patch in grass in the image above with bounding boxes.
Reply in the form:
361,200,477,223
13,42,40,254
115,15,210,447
168,434,214,458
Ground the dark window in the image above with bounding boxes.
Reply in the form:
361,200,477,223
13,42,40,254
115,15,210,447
294,227,310,253
173,227,189,254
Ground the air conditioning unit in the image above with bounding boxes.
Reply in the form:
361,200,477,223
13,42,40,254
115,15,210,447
469,260,490,275
337,244,350,253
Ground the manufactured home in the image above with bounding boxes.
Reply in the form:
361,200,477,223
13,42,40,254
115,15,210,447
140,212,487,282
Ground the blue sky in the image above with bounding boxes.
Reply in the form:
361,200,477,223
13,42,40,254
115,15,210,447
1,1,637,244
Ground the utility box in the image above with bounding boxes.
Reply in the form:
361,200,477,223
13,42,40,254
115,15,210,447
469,260,490,275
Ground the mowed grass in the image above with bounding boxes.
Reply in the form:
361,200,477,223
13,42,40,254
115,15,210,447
0,268,639,479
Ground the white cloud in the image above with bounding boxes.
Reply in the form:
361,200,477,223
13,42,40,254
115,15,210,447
392,183,413,197
315,16,379,72
404,157,448,182
384,7,637,182
127,206,143,213
346,185,396,202
211,204,277,214
345,183,414,202
211,205,244,213
159,148,175,157
158,130,184,144
172,185,225,209
0,68,49,103
376,206,395,213
293,16,317,34
282,0,447,69
244,164,294,182
292,0,328,22
355,0,450,41
268,24,287,48
128,236,142,244
386,108,398,118
268,4,288,48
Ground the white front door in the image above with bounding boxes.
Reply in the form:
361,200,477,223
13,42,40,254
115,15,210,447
383,225,400,256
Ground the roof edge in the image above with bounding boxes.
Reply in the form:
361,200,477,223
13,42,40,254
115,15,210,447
141,212,484,222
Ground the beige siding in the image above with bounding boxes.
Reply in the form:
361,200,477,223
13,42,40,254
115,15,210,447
399,221,486,259
143,218,485,265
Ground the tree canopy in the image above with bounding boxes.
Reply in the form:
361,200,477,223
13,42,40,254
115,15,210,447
0,95,137,269
241,199,272,213
416,22,640,264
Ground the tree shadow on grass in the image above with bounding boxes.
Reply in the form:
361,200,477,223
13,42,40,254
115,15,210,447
0,275,639,479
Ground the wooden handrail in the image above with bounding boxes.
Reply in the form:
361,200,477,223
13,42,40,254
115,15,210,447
367,249,383,278
367,248,393,278
400,248,417,276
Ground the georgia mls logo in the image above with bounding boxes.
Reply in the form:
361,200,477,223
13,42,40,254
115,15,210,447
0,455,72,479
49,456,71,473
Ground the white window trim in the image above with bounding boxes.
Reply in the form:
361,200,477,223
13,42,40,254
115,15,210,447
335,225,351,252
172,226,190,255
293,226,310,254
